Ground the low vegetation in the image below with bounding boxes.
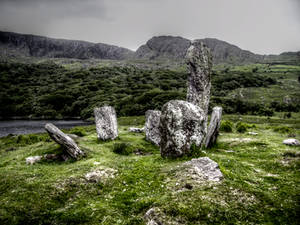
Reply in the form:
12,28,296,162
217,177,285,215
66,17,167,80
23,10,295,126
0,115,299,224
0,62,299,119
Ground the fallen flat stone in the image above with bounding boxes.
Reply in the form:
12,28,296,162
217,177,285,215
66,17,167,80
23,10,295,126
204,106,222,148
94,106,118,141
160,100,206,158
283,139,300,146
45,123,85,160
145,110,161,146
183,157,223,182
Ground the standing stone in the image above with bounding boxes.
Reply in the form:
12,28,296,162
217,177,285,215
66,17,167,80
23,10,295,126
94,106,118,141
145,110,161,146
45,123,85,160
159,100,206,158
186,40,212,128
204,106,223,148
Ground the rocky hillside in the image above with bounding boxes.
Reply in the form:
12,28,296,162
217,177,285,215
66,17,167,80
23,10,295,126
135,36,265,64
0,31,134,60
1,31,299,64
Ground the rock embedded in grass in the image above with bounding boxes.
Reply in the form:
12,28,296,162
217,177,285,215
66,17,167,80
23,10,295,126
26,155,43,165
128,127,145,133
45,123,85,160
159,100,206,158
145,110,161,146
183,157,223,182
204,106,222,148
186,40,212,128
283,138,300,146
94,106,118,141
85,168,117,183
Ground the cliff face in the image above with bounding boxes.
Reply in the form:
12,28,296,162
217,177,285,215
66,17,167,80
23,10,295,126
0,31,134,60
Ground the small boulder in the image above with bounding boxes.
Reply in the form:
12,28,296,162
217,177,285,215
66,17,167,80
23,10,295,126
94,106,118,141
45,123,85,160
85,168,117,183
204,106,222,148
145,110,161,146
183,157,223,182
128,127,145,133
26,155,43,165
159,100,206,158
283,139,300,146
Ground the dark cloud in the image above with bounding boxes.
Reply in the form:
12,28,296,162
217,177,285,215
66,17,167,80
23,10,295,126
0,0,299,54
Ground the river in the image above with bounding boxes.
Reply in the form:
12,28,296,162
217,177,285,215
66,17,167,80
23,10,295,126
0,120,93,137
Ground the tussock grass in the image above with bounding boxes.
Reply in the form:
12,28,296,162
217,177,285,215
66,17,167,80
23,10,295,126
0,115,299,224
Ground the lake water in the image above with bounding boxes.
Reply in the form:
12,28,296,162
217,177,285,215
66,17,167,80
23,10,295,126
0,120,93,137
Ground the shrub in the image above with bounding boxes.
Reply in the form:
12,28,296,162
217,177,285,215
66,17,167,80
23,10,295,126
69,127,87,137
113,142,132,155
220,120,233,132
236,122,248,133
273,126,293,133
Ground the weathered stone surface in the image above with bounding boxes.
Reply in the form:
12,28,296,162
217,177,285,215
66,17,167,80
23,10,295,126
45,123,85,160
186,40,212,128
94,106,118,141
204,106,222,148
26,156,43,165
159,100,206,158
183,157,223,182
145,110,161,146
144,208,163,225
283,139,300,146
128,127,145,133
85,168,117,183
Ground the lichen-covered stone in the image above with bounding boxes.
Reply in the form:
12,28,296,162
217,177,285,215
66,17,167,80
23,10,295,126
159,100,206,158
145,110,161,146
183,157,223,182
186,40,212,128
45,123,85,160
94,106,118,141
204,106,222,148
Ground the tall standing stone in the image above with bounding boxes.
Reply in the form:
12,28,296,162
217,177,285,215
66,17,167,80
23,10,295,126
204,106,222,148
159,100,206,158
94,106,118,141
45,123,85,160
186,40,212,128
145,110,161,146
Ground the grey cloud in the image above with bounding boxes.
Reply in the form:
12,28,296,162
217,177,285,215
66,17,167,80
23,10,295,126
0,0,299,54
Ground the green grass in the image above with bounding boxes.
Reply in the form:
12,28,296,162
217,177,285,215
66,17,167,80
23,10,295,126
0,115,299,224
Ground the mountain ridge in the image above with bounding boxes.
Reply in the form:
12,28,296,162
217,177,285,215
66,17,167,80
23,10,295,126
0,31,299,64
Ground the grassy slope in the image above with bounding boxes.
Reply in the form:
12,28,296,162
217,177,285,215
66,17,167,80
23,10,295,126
0,115,299,224
222,64,300,105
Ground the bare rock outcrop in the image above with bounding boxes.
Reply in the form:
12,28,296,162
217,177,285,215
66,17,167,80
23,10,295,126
45,123,85,160
204,106,222,148
145,110,161,146
94,106,118,141
159,100,206,158
186,40,212,128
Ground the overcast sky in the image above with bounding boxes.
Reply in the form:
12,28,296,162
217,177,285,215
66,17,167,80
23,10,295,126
0,0,299,54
